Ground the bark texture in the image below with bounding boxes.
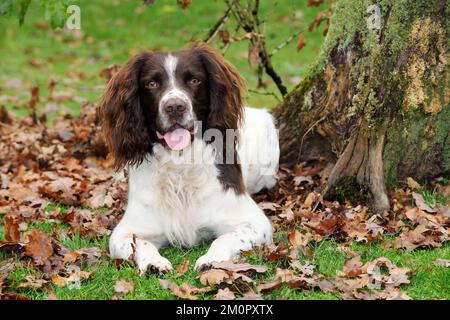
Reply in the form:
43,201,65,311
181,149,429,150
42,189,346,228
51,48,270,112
274,0,449,211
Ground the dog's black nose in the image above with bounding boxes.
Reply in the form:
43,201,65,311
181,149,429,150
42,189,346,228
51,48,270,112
164,98,187,116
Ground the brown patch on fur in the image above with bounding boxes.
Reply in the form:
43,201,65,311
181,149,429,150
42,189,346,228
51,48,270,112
98,53,154,170
190,43,247,195
191,43,246,132
216,162,246,195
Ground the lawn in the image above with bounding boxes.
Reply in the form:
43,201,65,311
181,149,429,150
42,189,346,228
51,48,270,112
1,220,449,300
0,0,449,300
0,0,328,117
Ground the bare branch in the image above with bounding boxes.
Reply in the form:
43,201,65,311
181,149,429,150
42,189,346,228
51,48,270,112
250,0,287,95
270,27,308,57
257,63,263,88
223,0,288,96
203,8,232,44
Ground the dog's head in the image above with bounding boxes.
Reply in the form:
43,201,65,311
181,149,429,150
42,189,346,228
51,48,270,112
99,43,245,169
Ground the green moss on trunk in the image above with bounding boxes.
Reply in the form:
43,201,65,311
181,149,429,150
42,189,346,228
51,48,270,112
275,0,449,188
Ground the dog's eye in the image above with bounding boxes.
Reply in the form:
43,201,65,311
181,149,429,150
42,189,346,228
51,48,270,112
189,78,201,85
147,80,159,89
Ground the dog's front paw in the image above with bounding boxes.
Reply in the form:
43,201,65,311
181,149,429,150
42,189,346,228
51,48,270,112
138,256,173,275
194,253,232,272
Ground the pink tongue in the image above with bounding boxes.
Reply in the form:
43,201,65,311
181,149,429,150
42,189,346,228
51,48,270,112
160,128,191,150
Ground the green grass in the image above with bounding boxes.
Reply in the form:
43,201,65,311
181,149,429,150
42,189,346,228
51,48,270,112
419,189,449,207
0,0,329,120
1,221,449,300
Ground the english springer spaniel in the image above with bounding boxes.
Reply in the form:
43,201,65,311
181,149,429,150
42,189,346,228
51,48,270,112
99,43,279,273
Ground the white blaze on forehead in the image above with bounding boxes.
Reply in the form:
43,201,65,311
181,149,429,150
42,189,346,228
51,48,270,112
159,54,194,128
164,54,178,88
161,54,191,106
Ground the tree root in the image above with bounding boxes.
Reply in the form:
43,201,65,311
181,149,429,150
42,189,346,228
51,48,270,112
322,128,390,213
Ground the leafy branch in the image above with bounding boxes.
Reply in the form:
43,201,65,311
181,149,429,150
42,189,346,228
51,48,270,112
0,0,70,28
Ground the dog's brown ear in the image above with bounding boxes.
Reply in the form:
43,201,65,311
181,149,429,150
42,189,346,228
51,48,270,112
98,53,152,170
193,43,246,131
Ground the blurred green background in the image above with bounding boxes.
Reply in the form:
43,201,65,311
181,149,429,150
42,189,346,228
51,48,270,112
0,0,329,120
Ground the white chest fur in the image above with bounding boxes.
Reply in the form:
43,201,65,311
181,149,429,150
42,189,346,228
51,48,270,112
121,107,278,250
127,139,223,246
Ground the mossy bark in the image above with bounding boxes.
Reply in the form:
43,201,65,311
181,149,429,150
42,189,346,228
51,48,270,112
274,0,449,211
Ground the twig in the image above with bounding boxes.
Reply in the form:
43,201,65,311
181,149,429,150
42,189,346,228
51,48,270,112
252,4,287,95
223,0,287,96
226,0,247,27
204,8,232,44
257,63,263,88
221,23,240,54
270,27,308,57
259,53,287,96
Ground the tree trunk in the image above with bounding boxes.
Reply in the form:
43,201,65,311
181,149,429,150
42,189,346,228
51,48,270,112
274,0,449,211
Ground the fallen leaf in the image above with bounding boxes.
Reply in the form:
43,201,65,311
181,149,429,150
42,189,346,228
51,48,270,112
293,175,314,185
4,216,20,242
256,278,283,292
51,90,74,101
112,278,135,299
0,259,16,275
176,259,190,277
307,0,324,7
265,243,289,261
159,279,209,300
393,224,444,250
214,288,236,300
199,269,232,286
0,241,24,252
237,291,264,300
18,275,49,289
289,229,312,248
304,215,338,236
257,267,293,293
29,86,40,111
303,192,316,208
29,58,46,68
412,192,437,213
433,259,450,267
177,0,192,9
210,261,268,274
290,261,315,276
25,229,54,266
341,255,363,277
258,202,280,211
296,35,306,53
404,207,419,222
385,267,410,287
46,292,58,300
407,177,421,190
51,270,91,287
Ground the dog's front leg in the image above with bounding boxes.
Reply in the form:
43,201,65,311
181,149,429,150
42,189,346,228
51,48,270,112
109,225,172,275
194,222,272,271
